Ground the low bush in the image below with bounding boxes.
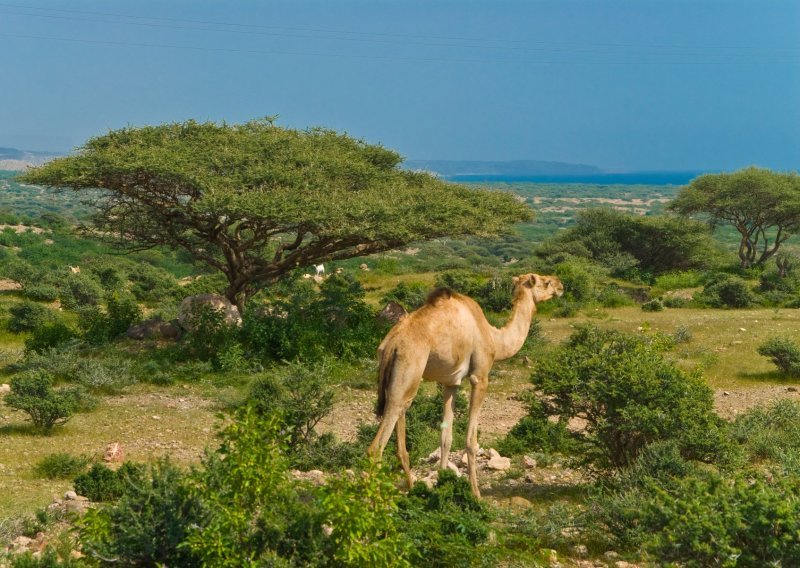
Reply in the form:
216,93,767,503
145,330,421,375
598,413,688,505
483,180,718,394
519,325,731,471
7,302,56,333
33,453,89,479
730,399,800,472
697,274,756,308
78,293,142,345
497,395,574,458
25,321,78,354
381,281,429,311
79,460,205,567
59,273,104,309
73,462,147,502
640,298,664,312
5,371,84,433
23,283,60,303
757,337,800,377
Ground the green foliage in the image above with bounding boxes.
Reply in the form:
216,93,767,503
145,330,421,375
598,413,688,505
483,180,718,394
180,303,241,368
58,273,104,309
78,293,142,345
33,453,89,479
538,208,716,278
24,321,78,354
730,400,800,473
7,302,56,333
757,337,800,377
696,273,756,308
433,270,514,312
497,396,575,457
248,360,335,459
670,167,800,268
640,298,664,312
525,325,730,471
184,409,324,567
23,119,531,308
73,462,146,502
79,460,205,567
653,270,707,291
242,274,384,363
127,263,179,303
23,284,60,302
381,281,429,311
5,371,83,433
10,548,83,568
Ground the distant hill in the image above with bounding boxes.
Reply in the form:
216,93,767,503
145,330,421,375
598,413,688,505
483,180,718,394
403,159,603,177
0,147,62,171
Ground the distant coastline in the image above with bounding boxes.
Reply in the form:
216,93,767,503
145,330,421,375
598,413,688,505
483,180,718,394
447,171,705,185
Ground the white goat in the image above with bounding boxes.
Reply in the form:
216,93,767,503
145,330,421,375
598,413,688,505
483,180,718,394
314,264,325,277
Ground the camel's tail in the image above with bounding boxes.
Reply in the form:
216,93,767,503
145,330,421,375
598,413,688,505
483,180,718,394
376,348,398,419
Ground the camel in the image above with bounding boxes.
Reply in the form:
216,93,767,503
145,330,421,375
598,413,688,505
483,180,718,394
368,273,563,497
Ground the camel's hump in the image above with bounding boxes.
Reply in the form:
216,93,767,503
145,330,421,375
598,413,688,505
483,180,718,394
425,287,454,305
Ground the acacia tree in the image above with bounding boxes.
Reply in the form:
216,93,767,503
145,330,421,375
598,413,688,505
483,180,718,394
22,119,531,309
669,167,800,269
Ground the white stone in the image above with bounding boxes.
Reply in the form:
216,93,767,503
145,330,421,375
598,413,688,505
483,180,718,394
426,448,441,463
523,455,537,468
0,383,10,394
446,461,461,477
486,456,512,471
487,448,501,459
64,490,77,500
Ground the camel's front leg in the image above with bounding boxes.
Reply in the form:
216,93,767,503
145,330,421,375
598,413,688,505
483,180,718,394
439,385,459,470
465,374,489,498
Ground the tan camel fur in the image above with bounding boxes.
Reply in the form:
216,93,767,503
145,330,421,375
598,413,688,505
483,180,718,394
368,273,564,497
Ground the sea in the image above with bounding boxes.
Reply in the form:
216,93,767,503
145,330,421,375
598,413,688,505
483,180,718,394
446,171,704,185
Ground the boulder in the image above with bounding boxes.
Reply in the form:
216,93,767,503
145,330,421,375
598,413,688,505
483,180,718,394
378,301,408,324
486,455,512,471
178,294,242,331
359,263,369,271
64,490,77,501
103,442,125,463
0,383,10,394
523,455,537,469
126,318,182,340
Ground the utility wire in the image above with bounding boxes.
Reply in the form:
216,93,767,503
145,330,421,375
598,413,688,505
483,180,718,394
1,1,796,54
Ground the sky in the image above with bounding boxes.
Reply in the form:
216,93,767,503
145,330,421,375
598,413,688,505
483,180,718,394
1,0,798,171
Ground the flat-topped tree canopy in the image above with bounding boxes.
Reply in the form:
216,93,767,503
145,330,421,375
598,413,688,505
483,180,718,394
21,118,532,309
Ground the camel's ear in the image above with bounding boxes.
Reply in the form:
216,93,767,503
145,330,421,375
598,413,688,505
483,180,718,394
512,276,520,286
531,274,541,287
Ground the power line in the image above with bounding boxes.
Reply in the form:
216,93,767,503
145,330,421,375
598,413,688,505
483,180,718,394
2,31,796,66
1,1,796,54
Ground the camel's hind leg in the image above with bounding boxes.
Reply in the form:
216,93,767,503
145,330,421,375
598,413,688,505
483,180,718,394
465,374,489,498
439,385,459,471
395,409,415,488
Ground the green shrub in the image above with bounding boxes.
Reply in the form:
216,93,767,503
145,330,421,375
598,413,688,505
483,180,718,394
33,453,89,479
74,462,146,502
381,281,429,311
497,396,574,457
79,460,204,567
25,321,78,354
128,264,179,303
640,298,664,312
662,295,690,308
248,361,335,457
11,548,83,568
5,371,83,433
181,302,241,368
22,284,59,302
597,284,633,308
7,302,56,333
730,399,800,472
524,325,730,471
653,270,707,291
697,274,756,308
59,273,104,309
757,337,800,377
242,274,383,363
78,293,142,345
673,325,693,344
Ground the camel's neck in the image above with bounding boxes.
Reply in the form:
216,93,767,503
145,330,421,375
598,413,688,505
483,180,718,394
490,286,535,361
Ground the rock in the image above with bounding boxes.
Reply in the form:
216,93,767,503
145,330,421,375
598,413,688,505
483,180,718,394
487,448,501,460
313,275,325,284
64,490,77,500
523,455,537,469
66,500,87,514
103,442,125,463
359,263,369,271
10,536,32,551
788,387,798,392
377,301,408,324
421,470,438,489
322,524,334,537
538,548,559,567
739,328,746,332
723,391,730,396
426,448,441,463
126,318,182,340
178,294,242,331
509,496,532,509
604,551,619,559
571,544,589,557
446,461,461,477
461,452,470,466
486,456,512,471
291,469,327,485
0,383,9,394
615,562,633,568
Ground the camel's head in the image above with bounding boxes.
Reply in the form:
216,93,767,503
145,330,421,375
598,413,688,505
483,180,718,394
512,273,564,303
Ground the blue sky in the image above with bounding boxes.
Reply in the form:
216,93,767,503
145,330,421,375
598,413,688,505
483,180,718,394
1,0,798,171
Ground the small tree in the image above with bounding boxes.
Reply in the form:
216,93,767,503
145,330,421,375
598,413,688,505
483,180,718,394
757,337,800,377
670,167,800,268
5,371,81,433
21,119,531,310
